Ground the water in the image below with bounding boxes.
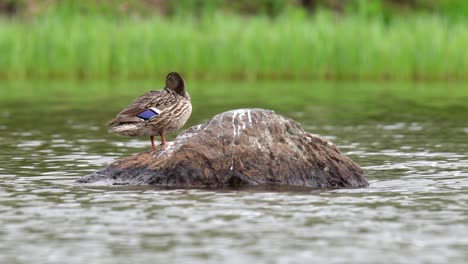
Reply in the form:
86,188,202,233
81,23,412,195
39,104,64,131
0,81,467,263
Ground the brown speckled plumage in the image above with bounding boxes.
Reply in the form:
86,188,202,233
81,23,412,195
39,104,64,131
107,72,192,150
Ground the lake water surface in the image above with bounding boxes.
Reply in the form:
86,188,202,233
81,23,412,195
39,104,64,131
0,81,467,263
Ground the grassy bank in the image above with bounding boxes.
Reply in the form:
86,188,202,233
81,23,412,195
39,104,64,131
0,12,467,81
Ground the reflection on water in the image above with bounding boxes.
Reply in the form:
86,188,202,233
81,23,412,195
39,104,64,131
0,81,467,263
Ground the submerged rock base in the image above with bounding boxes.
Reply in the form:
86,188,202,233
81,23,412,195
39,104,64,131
77,109,368,189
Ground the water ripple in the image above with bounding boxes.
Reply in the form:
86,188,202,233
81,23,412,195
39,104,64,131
1,119,467,264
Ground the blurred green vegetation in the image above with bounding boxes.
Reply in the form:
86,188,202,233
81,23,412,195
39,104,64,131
0,0,467,81
2,0,468,18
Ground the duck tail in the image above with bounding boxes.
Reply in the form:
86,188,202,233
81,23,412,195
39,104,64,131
106,118,117,127
108,123,140,135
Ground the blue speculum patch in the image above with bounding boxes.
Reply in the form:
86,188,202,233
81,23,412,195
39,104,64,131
137,108,161,121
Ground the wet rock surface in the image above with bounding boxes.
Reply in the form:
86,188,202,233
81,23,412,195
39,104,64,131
77,109,368,189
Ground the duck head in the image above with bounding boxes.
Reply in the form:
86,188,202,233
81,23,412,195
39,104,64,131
165,72,188,97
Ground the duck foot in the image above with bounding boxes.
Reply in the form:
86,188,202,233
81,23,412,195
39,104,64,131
159,132,167,146
150,136,157,150
150,134,171,150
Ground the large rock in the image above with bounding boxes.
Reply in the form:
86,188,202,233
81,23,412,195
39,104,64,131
77,109,368,189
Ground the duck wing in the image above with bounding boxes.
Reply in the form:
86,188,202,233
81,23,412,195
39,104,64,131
107,89,178,126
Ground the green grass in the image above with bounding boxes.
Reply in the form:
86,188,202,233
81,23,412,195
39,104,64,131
0,11,467,80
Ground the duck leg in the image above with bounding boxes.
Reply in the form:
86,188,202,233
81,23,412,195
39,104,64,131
159,132,167,146
150,136,156,150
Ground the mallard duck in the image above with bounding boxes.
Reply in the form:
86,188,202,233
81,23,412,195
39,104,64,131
107,72,192,150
